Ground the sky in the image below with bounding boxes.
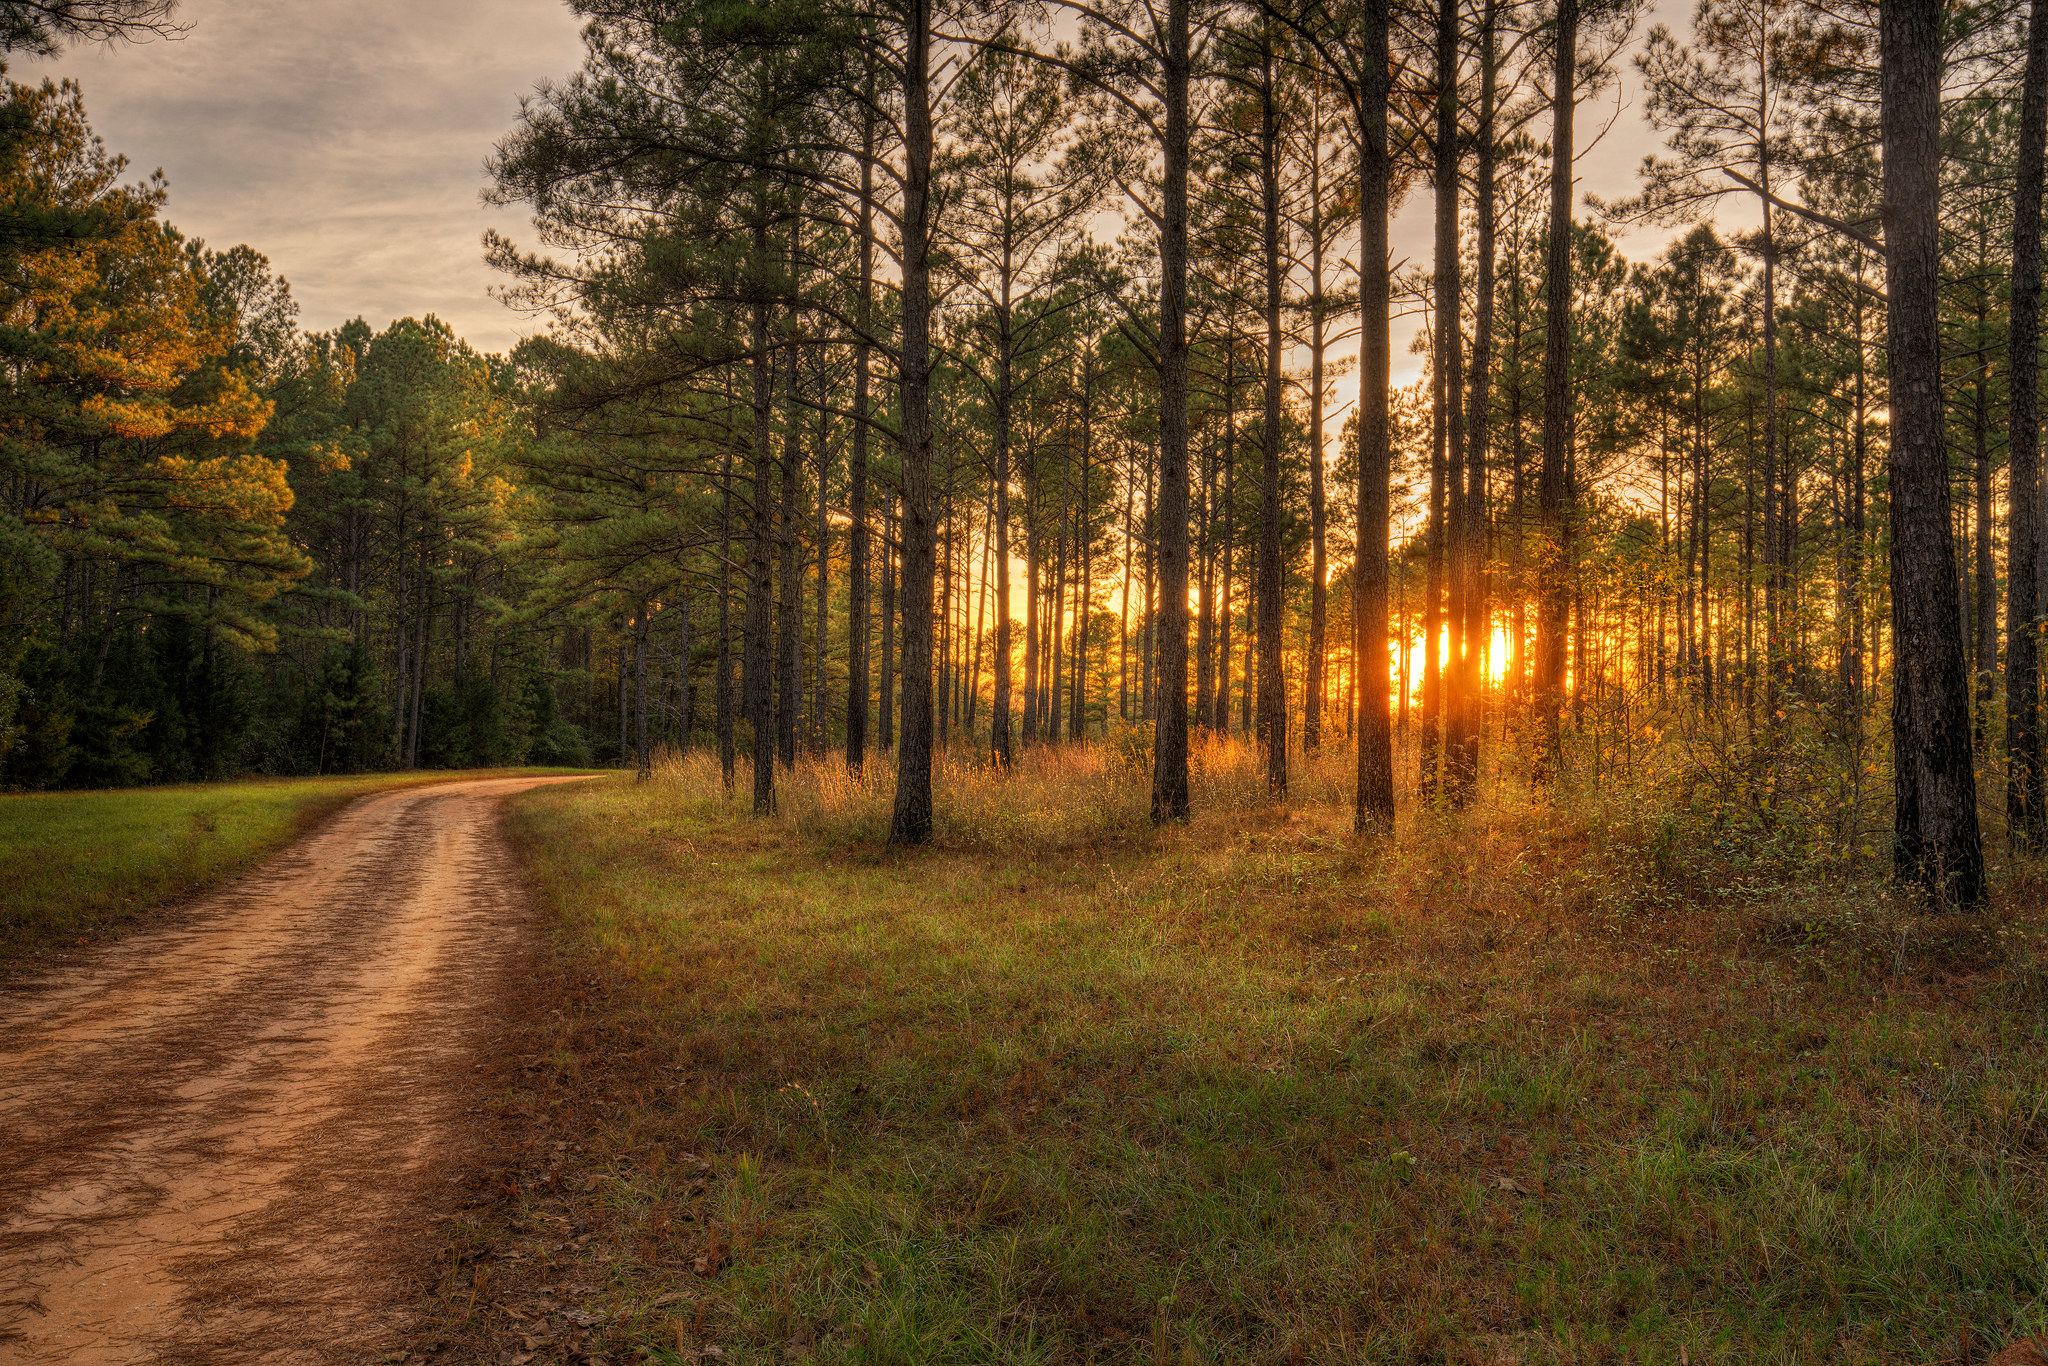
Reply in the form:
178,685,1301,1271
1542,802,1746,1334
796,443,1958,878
21,0,590,355
22,0,1699,365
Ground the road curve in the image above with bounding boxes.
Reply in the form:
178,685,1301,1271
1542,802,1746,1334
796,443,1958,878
0,774,593,1365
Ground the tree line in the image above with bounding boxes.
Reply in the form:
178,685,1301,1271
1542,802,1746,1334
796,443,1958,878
0,0,2032,907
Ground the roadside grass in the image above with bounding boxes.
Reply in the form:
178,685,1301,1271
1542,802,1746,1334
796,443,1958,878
472,743,2048,1365
0,767,598,962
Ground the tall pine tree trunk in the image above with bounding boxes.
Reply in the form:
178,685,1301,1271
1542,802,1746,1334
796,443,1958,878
779,342,802,770
880,494,895,749
1074,370,1094,741
993,348,1015,767
746,247,776,815
1217,365,1236,732
634,599,650,780
1883,0,1985,905
1354,0,1396,833
1426,0,1462,798
1023,477,1041,745
1257,37,1287,796
1451,0,1497,805
846,107,875,774
2008,0,2048,849
1196,430,1215,732
1536,0,1577,773
718,447,736,787
1975,349,1996,724
890,0,938,844
1150,0,1193,822
679,589,694,751
1305,102,1329,756
814,399,831,756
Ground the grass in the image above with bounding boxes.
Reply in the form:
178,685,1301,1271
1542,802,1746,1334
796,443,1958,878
446,741,2048,1364
0,766,595,962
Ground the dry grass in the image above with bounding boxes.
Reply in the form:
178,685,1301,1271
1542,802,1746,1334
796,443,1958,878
452,738,2048,1365
646,731,1283,851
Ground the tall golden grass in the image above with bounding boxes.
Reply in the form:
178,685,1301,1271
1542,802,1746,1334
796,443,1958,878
644,731,1332,850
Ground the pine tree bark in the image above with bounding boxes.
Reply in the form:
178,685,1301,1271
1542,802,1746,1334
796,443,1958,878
1536,0,1577,772
778,343,802,770
1426,0,1462,798
880,494,895,749
1121,469,1135,722
634,598,650,780
1975,352,1996,721
890,0,938,845
1882,0,1985,906
1217,362,1236,732
1141,446,1156,719
1451,0,1497,805
814,397,830,756
992,340,1015,767
717,447,736,787
1195,429,1215,732
1257,37,1287,796
1754,10,1785,714
845,106,875,774
1304,101,1329,756
1074,366,1095,741
939,482,955,749
1354,0,1396,833
2008,0,2048,850
1050,469,1066,743
679,589,694,751
1023,470,1041,745
972,477,992,729
746,244,776,815
1149,0,1193,822
1843,295,1866,719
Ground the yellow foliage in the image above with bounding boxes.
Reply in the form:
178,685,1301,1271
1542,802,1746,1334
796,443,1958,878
150,450,295,526
0,77,309,627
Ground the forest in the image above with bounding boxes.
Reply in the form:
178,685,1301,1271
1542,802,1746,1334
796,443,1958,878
0,0,2034,909
23,0,2048,1358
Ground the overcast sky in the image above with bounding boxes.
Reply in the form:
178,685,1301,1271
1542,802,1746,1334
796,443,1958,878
22,0,1697,367
21,0,588,354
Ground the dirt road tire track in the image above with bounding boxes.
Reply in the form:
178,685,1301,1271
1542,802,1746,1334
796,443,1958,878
0,774,595,1364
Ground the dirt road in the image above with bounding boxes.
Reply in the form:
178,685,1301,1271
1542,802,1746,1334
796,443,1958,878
0,774,593,1364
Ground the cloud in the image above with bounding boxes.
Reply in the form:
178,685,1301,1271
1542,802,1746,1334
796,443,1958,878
21,0,587,353
20,0,1708,374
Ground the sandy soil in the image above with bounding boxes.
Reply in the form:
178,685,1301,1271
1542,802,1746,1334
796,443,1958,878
0,775,593,1365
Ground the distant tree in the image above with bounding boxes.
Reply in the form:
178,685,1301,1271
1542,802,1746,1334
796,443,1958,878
0,80,307,786
940,49,1102,770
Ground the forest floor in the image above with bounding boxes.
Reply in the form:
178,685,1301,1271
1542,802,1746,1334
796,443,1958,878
0,773,597,1364
0,767,592,964
434,741,2048,1366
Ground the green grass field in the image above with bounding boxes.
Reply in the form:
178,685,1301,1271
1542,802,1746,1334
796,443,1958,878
470,743,2048,1365
0,767,596,962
